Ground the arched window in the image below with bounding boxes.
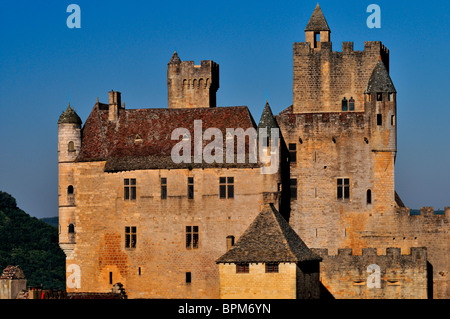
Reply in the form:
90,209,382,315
199,78,204,88
68,141,75,152
367,189,372,205
349,97,355,111
67,185,75,205
342,97,348,111
68,224,75,234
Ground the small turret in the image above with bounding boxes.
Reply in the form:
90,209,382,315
305,3,331,50
365,60,397,153
58,103,82,163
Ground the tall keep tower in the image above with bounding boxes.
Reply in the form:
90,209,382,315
277,4,398,254
293,4,390,114
167,51,219,109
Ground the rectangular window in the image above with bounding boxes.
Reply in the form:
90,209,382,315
109,272,113,285
377,114,382,126
188,177,194,199
186,272,192,284
377,93,383,101
186,226,199,249
289,143,297,163
236,263,250,273
124,179,136,200
161,178,167,199
219,177,234,199
125,226,137,248
337,178,350,200
265,263,279,273
388,93,393,101
290,179,297,200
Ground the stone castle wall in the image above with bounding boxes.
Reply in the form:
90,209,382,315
312,247,428,299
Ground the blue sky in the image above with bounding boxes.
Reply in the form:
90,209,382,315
0,0,449,218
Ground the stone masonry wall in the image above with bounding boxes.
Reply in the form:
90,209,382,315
312,247,428,299
60,161,281,299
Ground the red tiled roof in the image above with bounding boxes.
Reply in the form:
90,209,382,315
77,104,258,171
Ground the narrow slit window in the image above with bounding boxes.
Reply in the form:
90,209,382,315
342,97,348,111
377,93,383,101
187,177,194,199
290,179,297,200
377,114,382,126
289,143,297,163
161,178,167,199
367,189,372,205
226,236,235,251
349,97,355,111
109,272,113,285
186,272,192,284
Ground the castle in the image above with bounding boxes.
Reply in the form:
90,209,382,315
57,4,449,299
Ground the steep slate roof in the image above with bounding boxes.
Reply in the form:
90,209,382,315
216,204,322,263
58,104,82,125
77,103,259,171
257,101,279,141
305,4,330,32
365,60,396,93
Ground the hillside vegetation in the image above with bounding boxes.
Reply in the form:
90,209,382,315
0,191,65,290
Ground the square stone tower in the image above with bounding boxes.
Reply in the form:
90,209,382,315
167,52,219,109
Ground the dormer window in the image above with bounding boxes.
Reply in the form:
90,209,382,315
341,97,348,111
377,93,383,101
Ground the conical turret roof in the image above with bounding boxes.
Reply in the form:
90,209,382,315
257,101,278,130
305,3,330,32
58,103,82,125
365,60,396,93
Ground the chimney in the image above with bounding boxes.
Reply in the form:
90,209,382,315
108,90,122,121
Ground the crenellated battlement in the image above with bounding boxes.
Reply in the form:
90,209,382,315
398,206,449,216
312,247,427,259
293,41,389,56
312,247,429,299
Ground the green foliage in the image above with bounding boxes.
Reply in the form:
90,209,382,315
0,191,66,290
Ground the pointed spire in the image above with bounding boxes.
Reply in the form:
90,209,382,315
365,60,396,94
258,100,278,130
168,51,181,64
305,3,330,32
